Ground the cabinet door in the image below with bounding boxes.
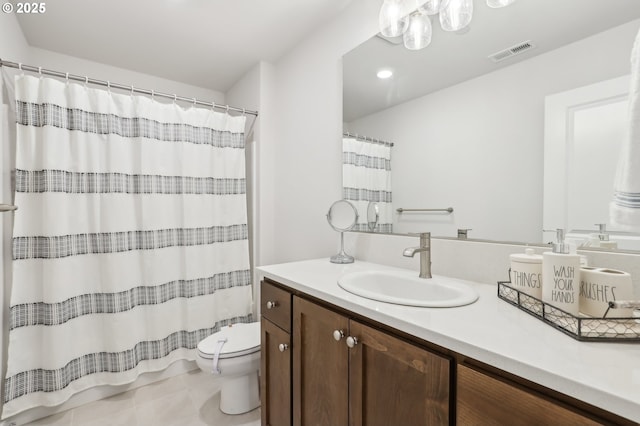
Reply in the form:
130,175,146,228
348,321,450,426
261,318,291,426
293,296,349,426
457,364,603,425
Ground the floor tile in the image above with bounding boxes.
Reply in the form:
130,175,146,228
190,390,260,426
24,410,73,426
72,390,135,425
135,387,196,426
75,407,137,426
132,375,186,406
23,370,259,426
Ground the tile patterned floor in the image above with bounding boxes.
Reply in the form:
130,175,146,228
24,370,261,426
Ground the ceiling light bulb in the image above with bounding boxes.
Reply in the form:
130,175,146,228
486,0,516,8
377,69,393,79
439,0,473,32
379,0,409,37
403,11,432,50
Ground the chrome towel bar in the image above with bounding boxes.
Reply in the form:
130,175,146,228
396,207,453,213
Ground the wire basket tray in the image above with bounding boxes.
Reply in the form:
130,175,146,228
497,281,640,342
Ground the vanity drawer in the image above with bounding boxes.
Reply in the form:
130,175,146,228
261,280,292,332
457,364,603,425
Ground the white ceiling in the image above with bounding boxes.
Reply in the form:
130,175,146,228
16,0,353,92
343,0,640,122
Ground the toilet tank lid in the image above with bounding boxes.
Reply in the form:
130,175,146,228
197,322,260,356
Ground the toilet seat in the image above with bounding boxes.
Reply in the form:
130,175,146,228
197,322,260,360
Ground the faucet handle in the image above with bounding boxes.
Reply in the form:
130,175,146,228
457,228,472,239
408,232,431,238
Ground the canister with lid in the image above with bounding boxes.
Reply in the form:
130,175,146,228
509,248,543,298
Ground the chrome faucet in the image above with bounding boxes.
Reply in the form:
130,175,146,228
403,232,432,279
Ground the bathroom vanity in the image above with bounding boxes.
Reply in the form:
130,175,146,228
258,259,640,426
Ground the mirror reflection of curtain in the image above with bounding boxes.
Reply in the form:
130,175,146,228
342,137,392,233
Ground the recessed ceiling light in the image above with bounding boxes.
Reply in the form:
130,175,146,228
377,69,393,79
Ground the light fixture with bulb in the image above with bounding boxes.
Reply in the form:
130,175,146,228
379,0,516,51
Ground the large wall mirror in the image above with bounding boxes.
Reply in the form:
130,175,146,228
342,0,640,251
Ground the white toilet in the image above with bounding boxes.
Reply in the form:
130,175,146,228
195,321,261,415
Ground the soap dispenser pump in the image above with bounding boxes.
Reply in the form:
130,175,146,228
594,223,618,249
542,229,581,315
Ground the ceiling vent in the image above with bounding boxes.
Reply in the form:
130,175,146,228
488,40,536,63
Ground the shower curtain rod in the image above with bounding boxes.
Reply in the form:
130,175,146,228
343,131,394,147
0,59,259,117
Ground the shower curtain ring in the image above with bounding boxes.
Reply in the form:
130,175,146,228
38,66,42,74
242,108,246,116
211,101,216,111
130,85,135,97
193,98,197,107
84,76,89,87
173,94,177,104
151,89,155,100
225,105,229,113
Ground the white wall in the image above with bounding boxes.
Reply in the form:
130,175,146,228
27,47,224,103
225,61,273,314
346,20,639,243
0,14,30,63
268,0,380,264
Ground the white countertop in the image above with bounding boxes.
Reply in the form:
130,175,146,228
257,258,640,422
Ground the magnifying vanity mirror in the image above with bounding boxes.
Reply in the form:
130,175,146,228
342,0,640,252
327,200,359,263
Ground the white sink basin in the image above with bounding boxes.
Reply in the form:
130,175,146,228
338,270,479,308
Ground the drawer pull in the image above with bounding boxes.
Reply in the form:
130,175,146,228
346,336,358,348
278,343,289,352
266,301,278,309
333,330,345,341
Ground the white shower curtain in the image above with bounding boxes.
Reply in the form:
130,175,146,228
2,75,253,418
342,137,393,232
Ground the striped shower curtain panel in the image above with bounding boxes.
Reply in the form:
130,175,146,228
342,137,393,233
2,75,253,418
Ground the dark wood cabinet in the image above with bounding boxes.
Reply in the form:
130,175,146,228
261,280,292,426
261,318,291,426
457,364,607,426
293,296,349,426
349,320,450,426
293,295,450,426
261,278,633,426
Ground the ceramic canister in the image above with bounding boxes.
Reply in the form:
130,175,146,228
579,267,634,318
509,248,543,298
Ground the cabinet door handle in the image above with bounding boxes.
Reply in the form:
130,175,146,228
278,343,289,352
346,336,358,348
266,301,278,309
333,329,345,341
